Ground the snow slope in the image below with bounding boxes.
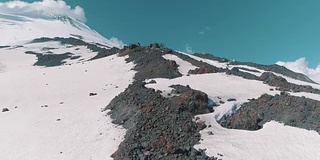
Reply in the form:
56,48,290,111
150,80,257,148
162,54,198,75
196,120,320,160
145,53,320,160
179,52,319,87
0,48,135,160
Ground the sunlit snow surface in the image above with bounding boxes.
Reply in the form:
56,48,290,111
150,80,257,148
0,47,135,159
162,54,198,75
0,12,132,160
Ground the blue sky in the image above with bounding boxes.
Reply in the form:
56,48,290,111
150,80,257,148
2,0,320,68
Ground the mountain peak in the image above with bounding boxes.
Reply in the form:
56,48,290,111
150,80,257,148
0,12,124,48
0,0,86,22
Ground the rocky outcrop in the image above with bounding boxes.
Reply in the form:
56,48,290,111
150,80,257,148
169,51,260,80
192,53,316,85
104,44,218,159
260,72,320,94
188,66,222,74
193,53,229,63
0,45,10,49
119,44,182,80
25,51,72,67
220,93,320,134
90,47,120,60
105,82,216,160
230,61,317,84
150,42,160,49
2,108,9,112
226,67,259,80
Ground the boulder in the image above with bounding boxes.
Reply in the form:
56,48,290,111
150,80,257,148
2,108,9,112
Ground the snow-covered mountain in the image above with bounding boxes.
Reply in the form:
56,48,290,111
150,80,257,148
1,12,320,160
0,13,123,48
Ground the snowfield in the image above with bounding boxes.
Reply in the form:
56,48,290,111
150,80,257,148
196,119,320,160
162,54,198,75
0,49,135,160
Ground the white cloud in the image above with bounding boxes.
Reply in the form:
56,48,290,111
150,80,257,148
276,58,320,83
0,0,86,22
185,44,193,54
109,37,125,48
198,26,211,35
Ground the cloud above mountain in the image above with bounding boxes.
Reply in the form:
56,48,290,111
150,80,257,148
276,58,320,84
0,0,86,22
109,37,125,48
185,44,193,54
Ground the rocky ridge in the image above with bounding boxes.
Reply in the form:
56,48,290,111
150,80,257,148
191,53,317,84
106,82,216,160
105,44,218,159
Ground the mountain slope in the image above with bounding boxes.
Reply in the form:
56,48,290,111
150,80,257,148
0,13,320,160
101,44,320,159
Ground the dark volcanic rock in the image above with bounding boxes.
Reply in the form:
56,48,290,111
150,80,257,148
129,44,139,50
90,47,120,60
188,66,222,74
168,51,258,81
119,45,182,80
25,51,72,67
150,42,160,49
171,85,214,114
0,45,10,49
259,72,320,94
105,82,216,159
120,44,259,83
169,51,259,81
226,67,258,80
220,94,320,134
230,61,317,84
89,93,97,96
227,98,237,102
2,108,9,112
193,53,229,63
260,72,288,86
30,37,118,61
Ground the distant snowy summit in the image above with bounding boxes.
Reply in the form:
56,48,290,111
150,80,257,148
0,12,126,69
0,12,123,48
